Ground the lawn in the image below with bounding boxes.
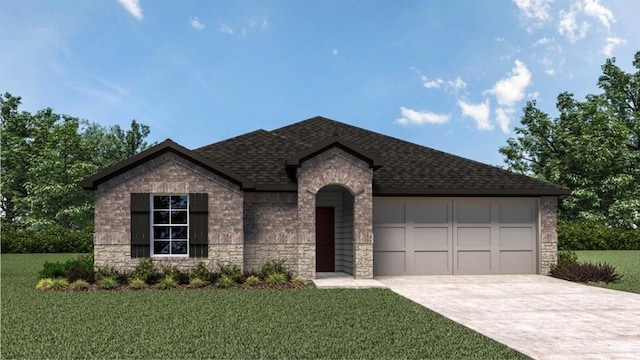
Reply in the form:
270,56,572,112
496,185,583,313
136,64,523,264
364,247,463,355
1,254,527,359
575,250,640,294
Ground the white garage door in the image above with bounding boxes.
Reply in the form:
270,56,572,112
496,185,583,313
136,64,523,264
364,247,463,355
373,198,538,275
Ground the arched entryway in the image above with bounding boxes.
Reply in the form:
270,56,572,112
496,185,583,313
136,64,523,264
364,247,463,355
316,185,354,275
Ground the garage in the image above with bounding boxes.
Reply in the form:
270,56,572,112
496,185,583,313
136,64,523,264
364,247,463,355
373,198,538,275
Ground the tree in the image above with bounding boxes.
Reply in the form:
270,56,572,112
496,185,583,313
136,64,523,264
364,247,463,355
500,52,640,228
1,93,154,230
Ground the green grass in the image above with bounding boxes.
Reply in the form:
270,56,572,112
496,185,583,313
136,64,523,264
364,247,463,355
575,250,640,294
1,254,527,359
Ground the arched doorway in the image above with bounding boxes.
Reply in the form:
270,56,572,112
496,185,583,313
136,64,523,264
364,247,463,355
315,185,354,275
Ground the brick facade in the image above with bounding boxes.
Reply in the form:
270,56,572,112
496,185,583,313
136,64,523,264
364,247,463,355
296,147,374,279
540,196,559,274
93,152,244,272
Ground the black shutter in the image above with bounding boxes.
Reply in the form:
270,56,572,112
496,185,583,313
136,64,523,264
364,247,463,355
189,193,208,258
131,193,150,258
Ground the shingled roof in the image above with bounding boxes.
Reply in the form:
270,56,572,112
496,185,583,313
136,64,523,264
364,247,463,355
194,116,569,196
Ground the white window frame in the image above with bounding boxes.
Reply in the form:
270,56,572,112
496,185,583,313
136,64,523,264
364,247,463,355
150,194,189,257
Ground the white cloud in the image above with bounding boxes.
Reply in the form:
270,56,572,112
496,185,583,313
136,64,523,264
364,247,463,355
422,77,443,89
218,23,234,35
191,18,206,30
395,107,451,126
583,0,614,28
558,7,590,42
332,48,339,56
601,37,626,57
448,77,467,90
514,0,552,21
487,60,532,107
458,99,492,131
495,37,506,42
495,107,514,133
422,76,466,92
117,0,143,21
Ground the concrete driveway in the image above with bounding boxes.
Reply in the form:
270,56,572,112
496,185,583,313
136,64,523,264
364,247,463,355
376,275,640,360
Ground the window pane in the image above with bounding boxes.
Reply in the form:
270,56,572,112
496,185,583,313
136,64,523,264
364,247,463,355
171,211,187,224
153,196,170,209
171,226,187,239
171,196,188,209
172,241,188,254
154,227,170,239
154,211,170,224
154,241,170,255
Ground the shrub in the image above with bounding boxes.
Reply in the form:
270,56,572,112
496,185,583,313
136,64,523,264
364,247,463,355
190,261,210,281
188,277,210,289
215,275,235,288
51,278,69,291
36,278,55,291
130,259,157,284
265,272,287,286
550,261,623,283
244,275,260,286
557,250,578,266
259,260,287,280
558,220,640,250
97,276,119,290
158,275,178,290
218,264,244,284
38,254,94,282
0,222,93,253
95,267,127,284
128,277,147,290
38,262,68,279
291,275,306,286
69,279,90,291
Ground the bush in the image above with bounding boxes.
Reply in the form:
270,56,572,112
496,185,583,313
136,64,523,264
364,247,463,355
38,262,68,279
190,261,210,282
38,255,94,282
265,272,287,286
36,278,55,291
69,279,90,291
218,264,244,284
51,278,69,290
158,275,178,290
130,259,158,284
557,250,578,266
259,260,287,280
215,275,235,288
97,276,119,290
558,220,640,250
550,261,623,283
188,277,209,289
291,275,306,286
244,275,260,286
128,277,147,290
0,222,93,253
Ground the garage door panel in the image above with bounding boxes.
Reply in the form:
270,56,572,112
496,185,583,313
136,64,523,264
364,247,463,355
374,252,405,275
456,202,491,223
414,227,449,250
456,227,491,248
373,199,405,223
415,251,450,274
499,227,534,249
500,251,534,274
499,200,536,223
408,200,449,224
457,251,491,274
373,227,405,251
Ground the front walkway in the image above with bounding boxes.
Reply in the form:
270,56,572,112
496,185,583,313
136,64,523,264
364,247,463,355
312,272,386,288
376,275,640,360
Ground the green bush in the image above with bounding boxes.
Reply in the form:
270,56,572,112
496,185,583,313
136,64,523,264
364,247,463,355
291,275,306,286
244,275,260,286
51,278,69,291
550,261,623,283
130,259,157,284
158,275,178,290
69,279,90,291
38,262,68,279
0,222,93,253
557,250,578,266
128,277,147,290
36,278,55,291
188,277,209,289
190,261,210,282
215,275,235,288
97,276,119,290
38,255,94,282
259,260,287,280
218,264,244,284
558,220,640,250
265,272,287,286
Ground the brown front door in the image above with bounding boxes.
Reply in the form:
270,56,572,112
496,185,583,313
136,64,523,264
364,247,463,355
316,207,335,272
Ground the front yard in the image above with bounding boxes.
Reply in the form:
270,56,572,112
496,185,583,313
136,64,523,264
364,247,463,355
575,250,640,294
1,254,526,359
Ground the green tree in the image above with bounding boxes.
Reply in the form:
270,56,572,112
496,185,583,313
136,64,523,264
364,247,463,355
1,93,154,230
500,52,640,228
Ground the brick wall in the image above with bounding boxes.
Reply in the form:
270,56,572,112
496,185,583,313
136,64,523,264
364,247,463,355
93,152,244,272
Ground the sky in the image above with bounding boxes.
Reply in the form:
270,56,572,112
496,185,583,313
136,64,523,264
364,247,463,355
1,0,638,166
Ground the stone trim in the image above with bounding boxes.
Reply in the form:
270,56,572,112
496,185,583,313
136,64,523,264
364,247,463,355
540,196,559,274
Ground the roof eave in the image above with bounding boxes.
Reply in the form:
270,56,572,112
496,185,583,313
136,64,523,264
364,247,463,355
286,136,384,170
373,187,571,196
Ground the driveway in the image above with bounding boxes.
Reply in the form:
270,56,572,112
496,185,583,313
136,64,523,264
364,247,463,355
376,275,640,360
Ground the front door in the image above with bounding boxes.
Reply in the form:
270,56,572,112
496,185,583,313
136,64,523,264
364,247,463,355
316,207,335,272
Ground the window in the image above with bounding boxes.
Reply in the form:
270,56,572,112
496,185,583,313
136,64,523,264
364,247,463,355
151,195,189,256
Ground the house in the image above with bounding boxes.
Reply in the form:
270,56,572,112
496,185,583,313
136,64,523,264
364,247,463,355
80,116,570,279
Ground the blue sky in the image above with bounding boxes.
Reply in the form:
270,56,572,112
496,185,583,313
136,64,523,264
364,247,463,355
1,0,638,166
